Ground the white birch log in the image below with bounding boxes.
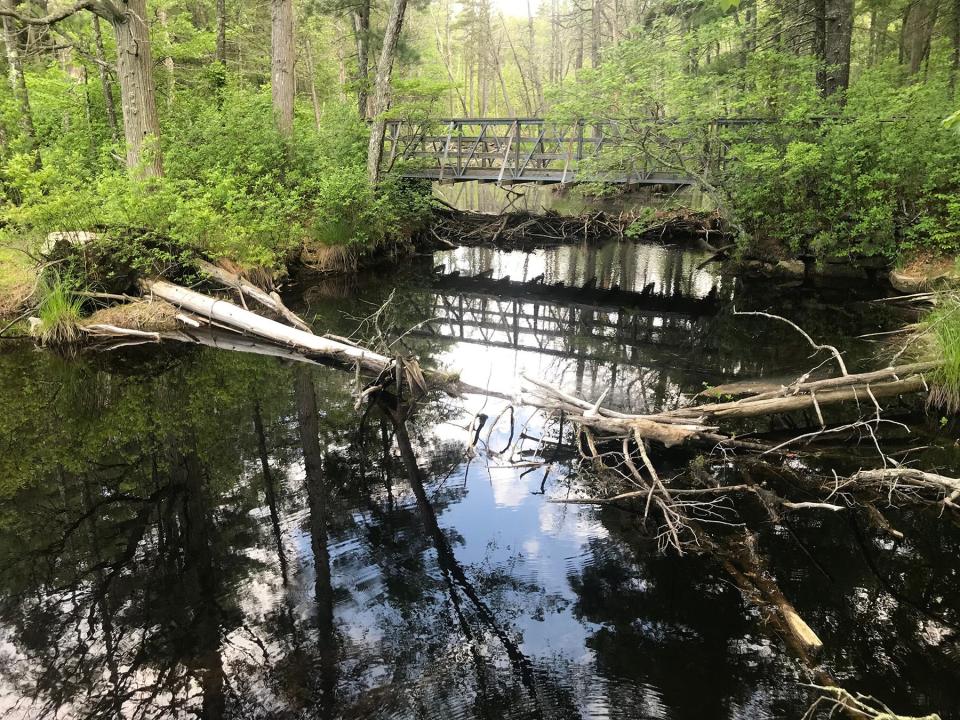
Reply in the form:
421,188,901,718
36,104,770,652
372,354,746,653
140,279,393,374
195,259,312,332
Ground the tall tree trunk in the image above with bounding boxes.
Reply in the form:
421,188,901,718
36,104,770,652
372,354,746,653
901,0,941,75
353,0,370,118
823,0,853,96
591,0,601,67
366,0,409,186
304,36,322,130
92,15,119,142
271,0,295,136
526,0,543,111
111,0,163,177
158,6,175,107
812,0,827,91
0,1,38,165
215,0,226,65
951,0,960,90
500,13,533,114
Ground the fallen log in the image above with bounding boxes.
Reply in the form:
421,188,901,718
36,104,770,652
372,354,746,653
196,260,312,332
140,278,393,375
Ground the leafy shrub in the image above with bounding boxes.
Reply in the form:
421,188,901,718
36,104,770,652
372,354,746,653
0,76,429,273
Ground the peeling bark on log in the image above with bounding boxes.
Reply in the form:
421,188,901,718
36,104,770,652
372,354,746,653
196,260,312,332
140,278,393,374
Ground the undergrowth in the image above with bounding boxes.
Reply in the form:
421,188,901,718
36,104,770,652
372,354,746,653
924,297,960,412
34,274,84,345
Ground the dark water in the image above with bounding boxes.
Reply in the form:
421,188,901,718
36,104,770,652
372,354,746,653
1,239,958,720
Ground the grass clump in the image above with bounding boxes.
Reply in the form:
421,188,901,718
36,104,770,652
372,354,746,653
924,297,960,412
33,275,84,346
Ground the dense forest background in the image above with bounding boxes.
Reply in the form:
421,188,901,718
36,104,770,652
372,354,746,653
0,0,958,273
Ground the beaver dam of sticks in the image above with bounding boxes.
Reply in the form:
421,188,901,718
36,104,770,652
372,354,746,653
10,236,958,718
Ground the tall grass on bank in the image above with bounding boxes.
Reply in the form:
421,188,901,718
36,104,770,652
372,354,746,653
925,297,960,412
33,275,84,345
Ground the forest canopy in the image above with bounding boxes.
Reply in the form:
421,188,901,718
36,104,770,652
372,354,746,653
0,0,957,270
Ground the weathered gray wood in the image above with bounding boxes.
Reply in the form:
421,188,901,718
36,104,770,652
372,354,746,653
196,260,312,332
141,278,393,374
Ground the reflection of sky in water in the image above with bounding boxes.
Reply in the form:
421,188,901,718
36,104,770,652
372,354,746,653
435,241,719,298
421,240,724,412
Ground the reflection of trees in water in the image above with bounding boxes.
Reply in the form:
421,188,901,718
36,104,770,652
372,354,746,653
568,476,960,719
567,532,799,719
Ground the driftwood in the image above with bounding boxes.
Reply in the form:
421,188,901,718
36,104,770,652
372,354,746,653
140,278,394,374
425,207,728,251
195,260,312,332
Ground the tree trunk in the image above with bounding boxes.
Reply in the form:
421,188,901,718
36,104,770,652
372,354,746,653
526,0,543,110
271,0,295,136
303,36,322,130
140,278,395,374
0,0,38,165
901,0,941,75
353,0,370,118
823,0,853,96
366,0,409,186
158,6,175,107
812,0,827,90
215,0,226,65
92,15,119,142
111,0,163,177
591,0,601,67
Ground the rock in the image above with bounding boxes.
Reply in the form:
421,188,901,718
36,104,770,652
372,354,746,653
41,231,100,258
889,269,928,294
774,259,805,278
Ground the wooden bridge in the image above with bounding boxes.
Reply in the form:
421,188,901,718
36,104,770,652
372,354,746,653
381,118,730,186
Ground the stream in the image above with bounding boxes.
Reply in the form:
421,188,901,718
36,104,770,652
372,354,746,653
1,229,959,719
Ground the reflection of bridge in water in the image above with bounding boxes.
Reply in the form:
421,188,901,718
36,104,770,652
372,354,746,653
409,270,723,369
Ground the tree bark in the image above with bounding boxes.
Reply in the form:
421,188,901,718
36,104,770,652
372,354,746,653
901,0,941,75
812,0,827,90
271,0,295,136
157,6,175,107
0,0,38,164
352,0,370,118
822,0,853,96
112,0,163,177
366,0,409,186
215,0,226,65
140,278,395,374
92,15,119,142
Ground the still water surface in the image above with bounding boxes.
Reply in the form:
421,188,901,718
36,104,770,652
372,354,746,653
0,238,957,719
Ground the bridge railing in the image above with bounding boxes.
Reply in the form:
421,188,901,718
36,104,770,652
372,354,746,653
381,118,719,185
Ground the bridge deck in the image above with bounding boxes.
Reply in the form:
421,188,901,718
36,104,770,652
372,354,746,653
381,118,712,186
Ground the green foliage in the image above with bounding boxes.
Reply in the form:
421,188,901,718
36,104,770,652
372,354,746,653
925,298,960,412
725,67,960,259
0,71,428,273
549,11,960,262
34,274,84,345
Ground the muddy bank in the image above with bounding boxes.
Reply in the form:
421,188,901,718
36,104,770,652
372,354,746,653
420,205,729,252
